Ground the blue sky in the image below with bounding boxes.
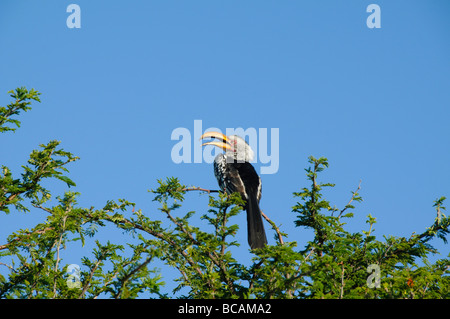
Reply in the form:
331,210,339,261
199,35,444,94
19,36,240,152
1,1,449,297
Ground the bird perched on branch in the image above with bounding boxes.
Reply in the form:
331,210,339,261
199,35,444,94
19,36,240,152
200,131,267,249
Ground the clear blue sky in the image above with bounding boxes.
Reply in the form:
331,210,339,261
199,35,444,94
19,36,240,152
1,1,449,297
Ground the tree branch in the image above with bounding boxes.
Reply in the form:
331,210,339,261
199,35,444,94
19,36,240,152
181,187,220,193
115,256,153,299
79,258,103,299
92,212,208,288
0,227,54,251
338,180,362,218
261,211,284,245
162,207,236,294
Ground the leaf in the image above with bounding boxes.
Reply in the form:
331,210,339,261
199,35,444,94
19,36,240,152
55,175,76,187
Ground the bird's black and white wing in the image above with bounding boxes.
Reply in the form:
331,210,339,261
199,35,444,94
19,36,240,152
213,153,267,249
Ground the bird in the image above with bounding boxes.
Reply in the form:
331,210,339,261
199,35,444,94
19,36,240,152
200,131,267,249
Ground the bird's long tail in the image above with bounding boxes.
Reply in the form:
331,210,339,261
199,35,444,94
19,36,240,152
246,195,268,249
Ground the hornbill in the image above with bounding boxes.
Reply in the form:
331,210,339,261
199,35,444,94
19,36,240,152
200,131,267,249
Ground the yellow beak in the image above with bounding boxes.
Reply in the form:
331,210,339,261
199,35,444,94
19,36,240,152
200,131,231,151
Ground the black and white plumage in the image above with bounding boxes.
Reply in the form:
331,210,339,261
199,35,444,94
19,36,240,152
201,132,267,249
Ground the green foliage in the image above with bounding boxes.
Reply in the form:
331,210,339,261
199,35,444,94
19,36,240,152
0,139,78,214
0,87,41,133
0,88,449,299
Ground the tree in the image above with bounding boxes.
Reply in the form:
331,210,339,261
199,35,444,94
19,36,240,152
0,87,449,299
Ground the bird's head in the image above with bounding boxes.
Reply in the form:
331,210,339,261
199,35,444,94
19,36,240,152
200,131,255,163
